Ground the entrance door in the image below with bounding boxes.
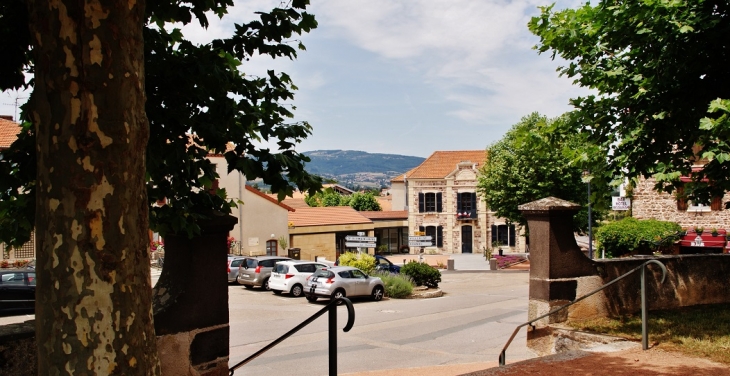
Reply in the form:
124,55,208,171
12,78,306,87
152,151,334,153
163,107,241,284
461,225,473,253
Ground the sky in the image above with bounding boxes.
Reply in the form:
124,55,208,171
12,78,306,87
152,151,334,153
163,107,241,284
0,0,590,158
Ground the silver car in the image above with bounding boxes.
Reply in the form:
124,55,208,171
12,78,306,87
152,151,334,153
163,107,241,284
304,266,385,303
227,257,246,283
236,256,291,290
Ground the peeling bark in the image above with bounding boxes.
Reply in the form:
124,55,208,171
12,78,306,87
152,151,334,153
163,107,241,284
27,0,159,374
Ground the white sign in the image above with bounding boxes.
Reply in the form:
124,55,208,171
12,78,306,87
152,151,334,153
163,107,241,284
612,197,631,211
408,241,434,247
345,235,377,242
345,242,376,248
409,236,433,241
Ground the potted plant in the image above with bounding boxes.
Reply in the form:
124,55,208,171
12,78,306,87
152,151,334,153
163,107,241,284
694,226,704,235
711,228,719,237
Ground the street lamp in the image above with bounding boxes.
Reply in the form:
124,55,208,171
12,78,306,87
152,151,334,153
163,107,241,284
583,170,593,260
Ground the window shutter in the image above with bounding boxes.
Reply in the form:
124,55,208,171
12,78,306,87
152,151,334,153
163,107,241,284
676,186,688,211
418,192,425,212
436,192,443,212
711,196,722,211
471,193,477,218
419,226,425,233
509,224,516,247
456,193,462,213
491,225,497,243
437,226,443,247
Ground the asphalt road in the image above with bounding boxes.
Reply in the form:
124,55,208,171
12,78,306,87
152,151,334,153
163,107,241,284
228,270,533,376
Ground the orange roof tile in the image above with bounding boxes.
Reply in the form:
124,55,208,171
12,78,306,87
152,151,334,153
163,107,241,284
279,197,310,209
245,185,295,212
288,206,372,227
359,210,408,220
391,167,417,183
403,150,486,179
0,117,22,149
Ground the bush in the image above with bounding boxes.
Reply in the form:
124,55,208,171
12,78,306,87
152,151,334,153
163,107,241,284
373,272,414,298
338,252,376,274
595,218,681,258
401,261,441,288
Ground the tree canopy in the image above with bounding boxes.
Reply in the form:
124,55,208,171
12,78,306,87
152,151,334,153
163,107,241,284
0,0,322,246
528,0,730,203
477,112,607,232
305,189,382,211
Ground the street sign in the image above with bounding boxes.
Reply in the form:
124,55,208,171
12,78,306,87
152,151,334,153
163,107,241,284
408,241,433,247
413,231,425,236
345,235,377,242
345,242,376,248
408,236,432,241
612,197,631,211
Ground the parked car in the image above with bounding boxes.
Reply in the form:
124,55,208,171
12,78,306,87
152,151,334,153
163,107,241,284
305,266,385,303
227,256,246,283
374,255,400,274
269,261,328,297
236,256,291,290
333,255,400,274
0,269,36,314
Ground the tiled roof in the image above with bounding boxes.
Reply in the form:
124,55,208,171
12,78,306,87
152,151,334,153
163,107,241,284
401,150,486,180
359,210,408,220
279,197,310,209
288,206,372,227
245,185,295,212
391,168,416,183
0,117,21,149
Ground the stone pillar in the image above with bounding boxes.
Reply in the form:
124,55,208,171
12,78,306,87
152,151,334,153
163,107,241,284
519,197,598,355
153,213,238,376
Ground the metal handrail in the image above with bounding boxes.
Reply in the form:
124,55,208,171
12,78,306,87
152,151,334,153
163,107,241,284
229,297,356,376
498,260,667,366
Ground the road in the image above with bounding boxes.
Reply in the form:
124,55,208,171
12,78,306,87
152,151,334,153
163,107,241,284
228,270,533,375
0,268,533,375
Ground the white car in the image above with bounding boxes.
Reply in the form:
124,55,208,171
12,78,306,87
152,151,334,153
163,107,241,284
269,261,328,297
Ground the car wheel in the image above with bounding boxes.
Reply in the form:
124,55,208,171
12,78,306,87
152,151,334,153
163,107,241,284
332,289,346,303
306,295,318,303
290,284,304,297
262,278,271,291
372,286,384,301
243,284,253,289
272,290,282,295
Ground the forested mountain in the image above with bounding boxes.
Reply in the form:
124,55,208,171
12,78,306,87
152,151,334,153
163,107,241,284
302,150,425,189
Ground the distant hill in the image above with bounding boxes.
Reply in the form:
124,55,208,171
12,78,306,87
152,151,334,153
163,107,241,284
302,150,425,189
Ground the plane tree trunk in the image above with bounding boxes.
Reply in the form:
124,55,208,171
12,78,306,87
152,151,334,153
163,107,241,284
27,0,160,374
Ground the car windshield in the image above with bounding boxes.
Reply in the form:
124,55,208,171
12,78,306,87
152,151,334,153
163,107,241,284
273,264,288,274
244,259,258,269
230,259,244,268
312,269,334,279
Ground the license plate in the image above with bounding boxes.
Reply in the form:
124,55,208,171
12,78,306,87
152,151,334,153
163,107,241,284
241,274,250,278
273,274,281,278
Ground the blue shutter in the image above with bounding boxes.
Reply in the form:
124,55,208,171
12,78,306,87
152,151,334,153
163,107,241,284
437,226,443,248
470,192,477,218
509,224,516,247
418,192,424,212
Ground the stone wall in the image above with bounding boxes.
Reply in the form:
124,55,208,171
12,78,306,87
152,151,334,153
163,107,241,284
632,177,730,229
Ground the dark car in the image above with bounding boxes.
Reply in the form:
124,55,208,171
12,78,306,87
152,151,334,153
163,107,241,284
334,254,401,274
0,269,36,314
374,255,400,273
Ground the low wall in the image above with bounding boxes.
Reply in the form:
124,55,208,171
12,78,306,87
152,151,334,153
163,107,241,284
594,254,730,315
0,321,36,376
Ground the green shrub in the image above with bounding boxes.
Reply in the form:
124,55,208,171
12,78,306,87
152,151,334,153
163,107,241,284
373,272,414,298
338,252,376,274
401,261,441,288
595,218,681,258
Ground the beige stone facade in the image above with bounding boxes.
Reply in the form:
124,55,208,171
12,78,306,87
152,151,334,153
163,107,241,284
632,177,730,229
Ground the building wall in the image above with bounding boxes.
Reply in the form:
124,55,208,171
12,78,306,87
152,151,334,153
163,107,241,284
390,181,406,211
632,177,730,229
291,233,336,262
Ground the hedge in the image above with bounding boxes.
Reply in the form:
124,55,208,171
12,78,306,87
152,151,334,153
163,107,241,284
595,217,681,258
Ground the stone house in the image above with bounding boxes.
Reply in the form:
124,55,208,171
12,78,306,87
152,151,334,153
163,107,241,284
390,150,523,254
632,175,730,231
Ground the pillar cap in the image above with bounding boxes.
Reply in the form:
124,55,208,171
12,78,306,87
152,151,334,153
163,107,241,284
518,197,581,212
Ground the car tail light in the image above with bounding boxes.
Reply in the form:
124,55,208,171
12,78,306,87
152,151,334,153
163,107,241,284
325,277,334,284
255,265,262,273
227,267,231,273
285,274,294,279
